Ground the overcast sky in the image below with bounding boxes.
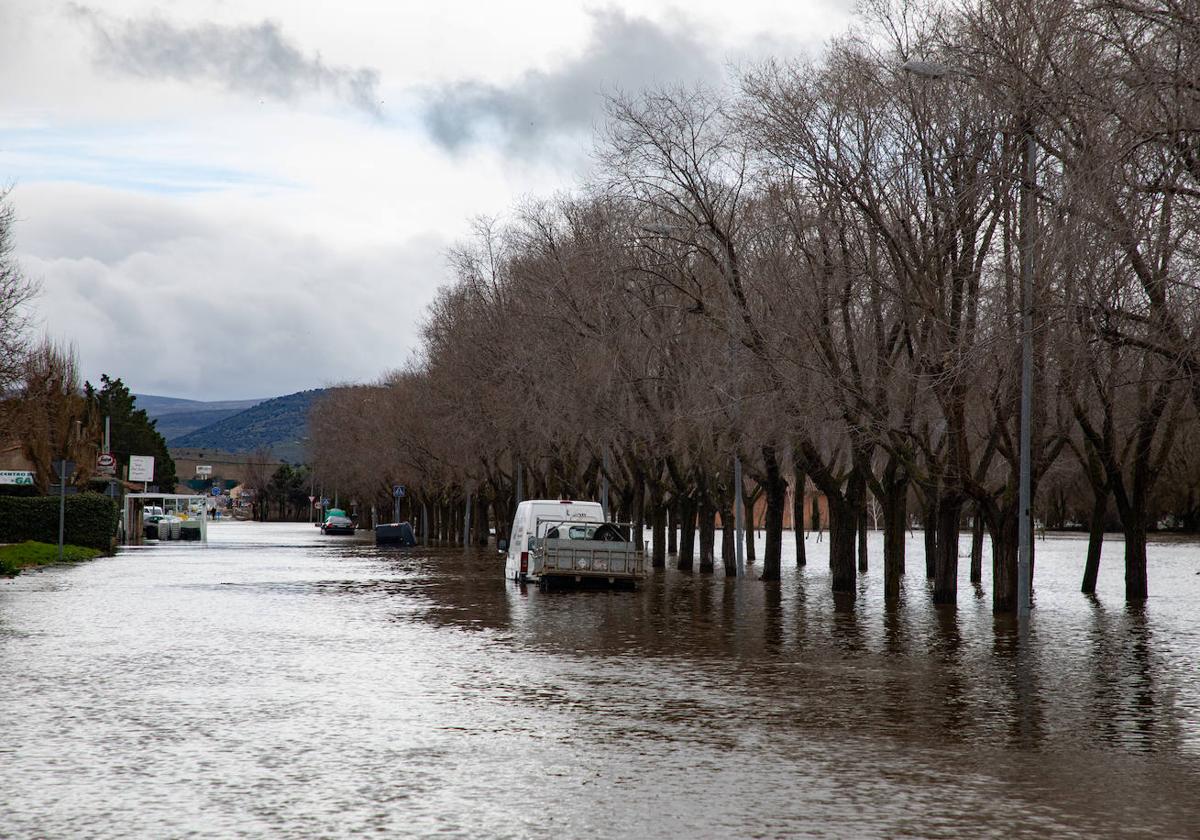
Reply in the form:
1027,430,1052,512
1,0,854,400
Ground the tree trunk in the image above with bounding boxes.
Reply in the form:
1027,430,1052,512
934,495,962,604
651,498,667,569
743,490,757,565
1124,520,1148,601
970,507,984,584
667,500,678,554
1081,488,1107,594
761,445,786,581
720,501,737,576
793,465,806,567
922,492,938,579
880,482,907,604
991,508,1019,613
857,503,868,573
632,474,645,553
698,496,716,573
677,496,697,571
828,494,858,595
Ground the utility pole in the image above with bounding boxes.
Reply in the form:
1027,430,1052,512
1017,124,1036,622
601,450,610,521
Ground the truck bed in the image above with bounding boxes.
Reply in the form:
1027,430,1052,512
532,538,645,585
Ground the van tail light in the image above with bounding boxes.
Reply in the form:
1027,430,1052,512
520,552,528,574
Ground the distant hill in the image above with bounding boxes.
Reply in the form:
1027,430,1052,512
135,394,264,440
169,389,327,462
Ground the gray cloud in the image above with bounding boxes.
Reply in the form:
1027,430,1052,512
68,5,382,117
422,8,728,156
15,184,444,400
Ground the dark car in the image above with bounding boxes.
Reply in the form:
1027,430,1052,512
321,514,356,535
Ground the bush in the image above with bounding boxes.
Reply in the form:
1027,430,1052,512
0,540,103,576
0,493,118,550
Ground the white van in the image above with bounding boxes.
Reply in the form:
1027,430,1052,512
504,499,644,586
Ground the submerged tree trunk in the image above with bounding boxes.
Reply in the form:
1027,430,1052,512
828,495,859,595
667,500,678,555
698,495,716,573
970,507,984,584
743,487,758,566
651,500,666,569
793,465,806,567
922,492,938,579
632,474,645,554
934,495,963,605
720,501,737,576
857,504,868,573
990,507,1019,613
761,445,786,581
880,478,907,604
1124,520,1148,601
1081,487,1107,594
677,496,697,571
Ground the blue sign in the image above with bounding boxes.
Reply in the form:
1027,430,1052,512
211,486,222,496
321,498,330,508
393,485,406,498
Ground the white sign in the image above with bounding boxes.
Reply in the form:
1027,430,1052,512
0,470,34,485
129,455,155,482
196,465,212,477
96,453,116,476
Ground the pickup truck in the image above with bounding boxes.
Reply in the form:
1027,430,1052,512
505,499,644,588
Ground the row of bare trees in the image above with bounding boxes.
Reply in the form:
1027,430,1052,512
310,0,1200,609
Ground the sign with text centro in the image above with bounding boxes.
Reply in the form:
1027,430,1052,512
129,455,155,482
0,470,34,485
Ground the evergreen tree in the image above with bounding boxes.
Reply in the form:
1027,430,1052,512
85,375,178,490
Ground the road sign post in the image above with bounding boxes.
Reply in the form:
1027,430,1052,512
54,460,75,563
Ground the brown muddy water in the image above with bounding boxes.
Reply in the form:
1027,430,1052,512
1,521,1198,838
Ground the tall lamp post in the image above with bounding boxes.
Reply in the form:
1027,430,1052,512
902,59,1034,619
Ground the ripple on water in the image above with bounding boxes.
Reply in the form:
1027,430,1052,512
1,521,1198,838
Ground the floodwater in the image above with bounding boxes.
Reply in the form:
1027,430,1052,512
1,523,1198,839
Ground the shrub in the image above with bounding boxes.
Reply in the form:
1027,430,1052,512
0,493,118,550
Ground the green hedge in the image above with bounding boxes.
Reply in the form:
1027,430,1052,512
0,493,119,551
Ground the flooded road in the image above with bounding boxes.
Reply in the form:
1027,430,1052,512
2,521,1198,838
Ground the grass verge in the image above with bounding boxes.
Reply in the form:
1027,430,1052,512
0,540,104,577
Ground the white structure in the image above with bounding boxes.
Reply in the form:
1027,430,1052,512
122,492,209,545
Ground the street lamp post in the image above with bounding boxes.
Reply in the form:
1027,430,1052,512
902,59,1033,618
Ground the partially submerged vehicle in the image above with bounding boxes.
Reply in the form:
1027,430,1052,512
321,509,356,535
504,499,644,588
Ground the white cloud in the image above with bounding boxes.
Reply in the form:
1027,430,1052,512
15,183,446,399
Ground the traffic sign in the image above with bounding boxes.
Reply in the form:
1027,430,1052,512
308,495,315,503
392,485,406,498
211,486,222,496
96,453,116,474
